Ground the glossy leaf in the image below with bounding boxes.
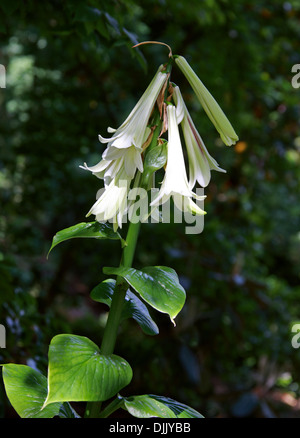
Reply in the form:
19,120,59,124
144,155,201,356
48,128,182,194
44,334,132,405
90,279,159,336
103,266,186,325
121,394,204,418
1,364,62,418
48,221,123,255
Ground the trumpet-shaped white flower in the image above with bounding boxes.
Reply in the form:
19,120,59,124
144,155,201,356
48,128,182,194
175,55,239,146
86,168,130,230
81,67,169,230
80,65,166,183
151,105,206,216
99,66,168,150
173,86,226,188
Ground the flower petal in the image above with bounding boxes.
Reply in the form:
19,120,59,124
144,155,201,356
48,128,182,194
175,56,238,146
173,86,226,188
98,67,168,151
151,105,206,216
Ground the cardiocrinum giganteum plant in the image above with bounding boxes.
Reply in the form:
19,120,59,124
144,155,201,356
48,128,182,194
1,42,238,419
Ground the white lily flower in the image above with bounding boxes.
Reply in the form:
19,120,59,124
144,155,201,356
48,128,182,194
86,168,130,230
175,55,238,146
173,86,226,188
81,67,168,231
151,105,206,216
80,125,151,184
98,66,168,150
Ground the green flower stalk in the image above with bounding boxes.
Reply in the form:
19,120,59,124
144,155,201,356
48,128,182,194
175,55,239,146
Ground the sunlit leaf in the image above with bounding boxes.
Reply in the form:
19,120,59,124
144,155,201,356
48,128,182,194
44,334,132,405
2,364,61,418
121,394,204,418
103,266,186,325
48,222,123,255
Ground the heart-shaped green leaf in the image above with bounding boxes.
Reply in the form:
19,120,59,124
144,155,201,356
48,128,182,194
122,394,204,418
1,364,62,418
48,222,123,255
44,334,132,406
90,279,159,336
103,266,186,325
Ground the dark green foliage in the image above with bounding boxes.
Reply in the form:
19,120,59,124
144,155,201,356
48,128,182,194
1,0,300,418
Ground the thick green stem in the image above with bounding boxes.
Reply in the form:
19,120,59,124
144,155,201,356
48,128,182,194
84,221,141,418
100,221,141,355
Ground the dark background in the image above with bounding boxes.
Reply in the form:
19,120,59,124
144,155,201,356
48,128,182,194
1,0,300,418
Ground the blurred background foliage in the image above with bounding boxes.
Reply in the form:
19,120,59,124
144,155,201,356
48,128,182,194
0,0,300,418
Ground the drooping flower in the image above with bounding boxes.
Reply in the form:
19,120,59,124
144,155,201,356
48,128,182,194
82,48,238,231
173,85,226,188
82,66,169,229
151,104,206,216
175,55,239,146
98,66,168,151
86,168,130,230
81,66,168,185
